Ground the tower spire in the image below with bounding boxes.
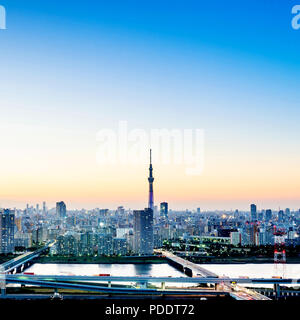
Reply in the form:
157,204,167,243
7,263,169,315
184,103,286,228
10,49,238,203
148,149,154,211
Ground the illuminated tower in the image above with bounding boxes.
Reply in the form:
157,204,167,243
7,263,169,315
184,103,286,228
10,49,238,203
148,149,154,210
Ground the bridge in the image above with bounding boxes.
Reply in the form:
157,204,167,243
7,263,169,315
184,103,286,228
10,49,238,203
5,274,300,285
2,274,288,300
0,241,55,274
159,250,218,277
156,250,271,300
1,247,289,300
4,276,228,296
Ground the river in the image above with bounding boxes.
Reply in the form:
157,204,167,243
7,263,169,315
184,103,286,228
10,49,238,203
25,263,186,277
25,263,300,278
24,263,300,288
203,263,300,279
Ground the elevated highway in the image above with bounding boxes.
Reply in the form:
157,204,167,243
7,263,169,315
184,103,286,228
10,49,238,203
5,274,300,285
2,274,275,300
156,250,271,300
0,241,55,274
0,248,278,300
4,276,228,297
159,250,218,278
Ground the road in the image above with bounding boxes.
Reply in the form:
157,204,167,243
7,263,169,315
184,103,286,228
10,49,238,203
159,250,218,278
5,274,300,285
157,250,271,300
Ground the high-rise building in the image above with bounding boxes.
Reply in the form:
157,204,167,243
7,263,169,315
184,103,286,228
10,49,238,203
230,231,241,245
258,210,264,221
56,201,66,219
258,229,267,245
148,149,154,210
234,209,239,219
113,238,127,255
245,222,259,245
14,232,32,248
42,201,47,215
32,227,47,244
285,208,291,217
241,230,251,245
278,210,284,222
98,234,113,256
56,233,78,256
117,206,125,216
265,209,272,221
15,217,22,232
0,209,15,254
250,204,257,222
133,208,153,255
160,202,168,219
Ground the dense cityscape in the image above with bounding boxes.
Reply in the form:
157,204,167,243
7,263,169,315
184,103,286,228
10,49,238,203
1,202,299,259
1,2,300,316
1,151,299,264
0,150,298,305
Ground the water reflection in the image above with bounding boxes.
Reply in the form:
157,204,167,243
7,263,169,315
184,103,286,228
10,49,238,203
25,263,186,278
134,264,152,276
203,264,300,279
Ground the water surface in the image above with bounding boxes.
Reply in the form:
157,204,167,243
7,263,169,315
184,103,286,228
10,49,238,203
25,263,186,278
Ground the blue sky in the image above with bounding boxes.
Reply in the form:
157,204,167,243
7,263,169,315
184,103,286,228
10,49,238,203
0,0,299,210
1,0,299,128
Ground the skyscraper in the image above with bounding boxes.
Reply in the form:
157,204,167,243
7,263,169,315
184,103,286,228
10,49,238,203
56,201,66,219
148,149,154,211
160,202,168,220
278,210,284,222
234,209,239,219
245,222,259,245
0,209,15,254
42,201,46,215
265,209,272,221
250,204,257,222
258,210,264,221
133,208,153,255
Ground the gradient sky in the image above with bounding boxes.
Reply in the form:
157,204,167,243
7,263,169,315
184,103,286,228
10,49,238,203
0,0,300,210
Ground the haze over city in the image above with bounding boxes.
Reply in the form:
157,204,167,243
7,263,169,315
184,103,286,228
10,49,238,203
2,1,300,311
1,0,300,210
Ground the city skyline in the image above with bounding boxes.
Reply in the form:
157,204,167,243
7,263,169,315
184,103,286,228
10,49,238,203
1,200,299,213
2,1,300,308
0,1,300,209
